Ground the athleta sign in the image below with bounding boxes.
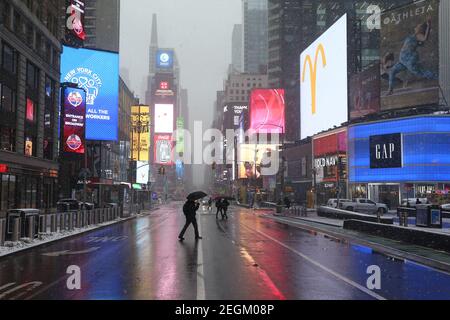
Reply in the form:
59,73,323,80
370,133,402,169
65,0,86,47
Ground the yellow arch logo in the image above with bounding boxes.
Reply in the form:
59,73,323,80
302,44,327,115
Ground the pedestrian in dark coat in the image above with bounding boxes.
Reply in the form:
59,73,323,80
215,199,223,219
222,199,230,220
179,199,202,241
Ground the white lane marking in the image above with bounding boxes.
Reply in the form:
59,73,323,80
196,219,206,301
240,222,387,301
0,283,16,292
42,247,100,257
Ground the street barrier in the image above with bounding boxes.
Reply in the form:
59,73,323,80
0,218,5,246
1,207,124,247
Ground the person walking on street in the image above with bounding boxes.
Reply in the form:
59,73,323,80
208,197,213,211
179,199,202,241
222,199,230,220
215,198,223,219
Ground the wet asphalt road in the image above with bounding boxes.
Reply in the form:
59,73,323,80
1,202,450,300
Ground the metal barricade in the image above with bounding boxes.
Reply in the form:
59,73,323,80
0,218,6,246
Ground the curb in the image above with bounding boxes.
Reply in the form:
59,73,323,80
0,208,160,260
273,214,343,228
265,214,450,274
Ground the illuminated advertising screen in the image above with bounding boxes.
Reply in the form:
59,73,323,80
154,104,174,133
249,89,285,134
238,144,279,179
176,117,184,154
136,161,149,184
156,50,174,69
348,116,450,183
300,14,348,139
62,87,86,154
61,46,119,141
349,64,380,120
65,0,86,47
224,103,248,130
380,0,439,111
131,106,150,161
154,134,173,165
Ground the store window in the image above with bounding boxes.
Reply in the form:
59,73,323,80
1,174,16,211
24,136,35,157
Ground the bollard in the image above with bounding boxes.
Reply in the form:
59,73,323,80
403,213,409,227
0,218,6,246
95,209,99,225
12,217,20,242
39,215,47,234
68,212,74,230
27,216,35,239
50,214,57,233
59,213,65,231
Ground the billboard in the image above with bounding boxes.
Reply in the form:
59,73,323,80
154,134,173,165
131,106,150,161
238,144,279,179
61,46,119,141
380,0,439,110
136,161,149,184
300,14,348,139
249,89,285,134
154,104,174,133
62,87,86,154
176,117,184,154
65,0,86,47
156,50,174,69
224,103,249,130
349,64,381,120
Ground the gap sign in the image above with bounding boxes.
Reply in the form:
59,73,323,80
370,133,402,169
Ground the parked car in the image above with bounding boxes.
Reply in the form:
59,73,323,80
57,199,95,211
401,198,430,208
340,198,389,215
326,199,352,209
441,204,450,211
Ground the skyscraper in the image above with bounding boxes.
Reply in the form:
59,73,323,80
231,24,243,73
242,0,268,74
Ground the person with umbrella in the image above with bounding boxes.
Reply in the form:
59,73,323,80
179,192,206,241
222,198,230,220
215,198,224,220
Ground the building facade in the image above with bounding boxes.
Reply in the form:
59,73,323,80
231,24,243,74
0,0,62,212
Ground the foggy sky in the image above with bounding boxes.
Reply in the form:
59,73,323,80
119,0,242,188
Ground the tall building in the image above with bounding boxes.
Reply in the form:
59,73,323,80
83,0,120,52
0,0,63,211
242,0,268,74
231,24,243,73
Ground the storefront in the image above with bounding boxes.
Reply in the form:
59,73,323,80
348,116,450,209
313,128,348,206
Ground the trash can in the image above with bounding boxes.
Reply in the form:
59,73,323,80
6,209,40,240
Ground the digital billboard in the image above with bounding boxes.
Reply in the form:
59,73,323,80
300,14,348,139
349,64,380,120
62,87,86,154
154,104,174,133
249,89,285,134
238,144,279,179
65,0,86,47
154,134,173,166
131,106,150,161
224,103,249,131
61,46,119,141
176,117,184,154
380,0,439,111
348,116,450,183
156,50,174,69
136,161,149,184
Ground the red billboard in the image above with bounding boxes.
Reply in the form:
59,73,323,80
65,0,86,47
154,134,174,166
249,89,285,134
63,87,86,154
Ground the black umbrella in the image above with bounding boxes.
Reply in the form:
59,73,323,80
187,191,208,201
214,196,235,201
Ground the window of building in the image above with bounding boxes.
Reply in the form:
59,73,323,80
0,127,15,152
0,84,16,113
1,42,17,74
26,98,35,122
26,62,39,89
1,174,17,211
24,136,35,157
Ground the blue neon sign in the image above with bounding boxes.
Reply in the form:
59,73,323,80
156,50,174,69
61,46,119,141
349,116,450,183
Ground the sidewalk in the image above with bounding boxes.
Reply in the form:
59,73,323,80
267,210,450,273
0,208,159,259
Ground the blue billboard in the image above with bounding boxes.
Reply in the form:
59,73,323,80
156,50,174,69
61,46,119,141
348,116,450,183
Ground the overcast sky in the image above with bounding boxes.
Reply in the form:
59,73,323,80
119,0,242,128
119,0,242,187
